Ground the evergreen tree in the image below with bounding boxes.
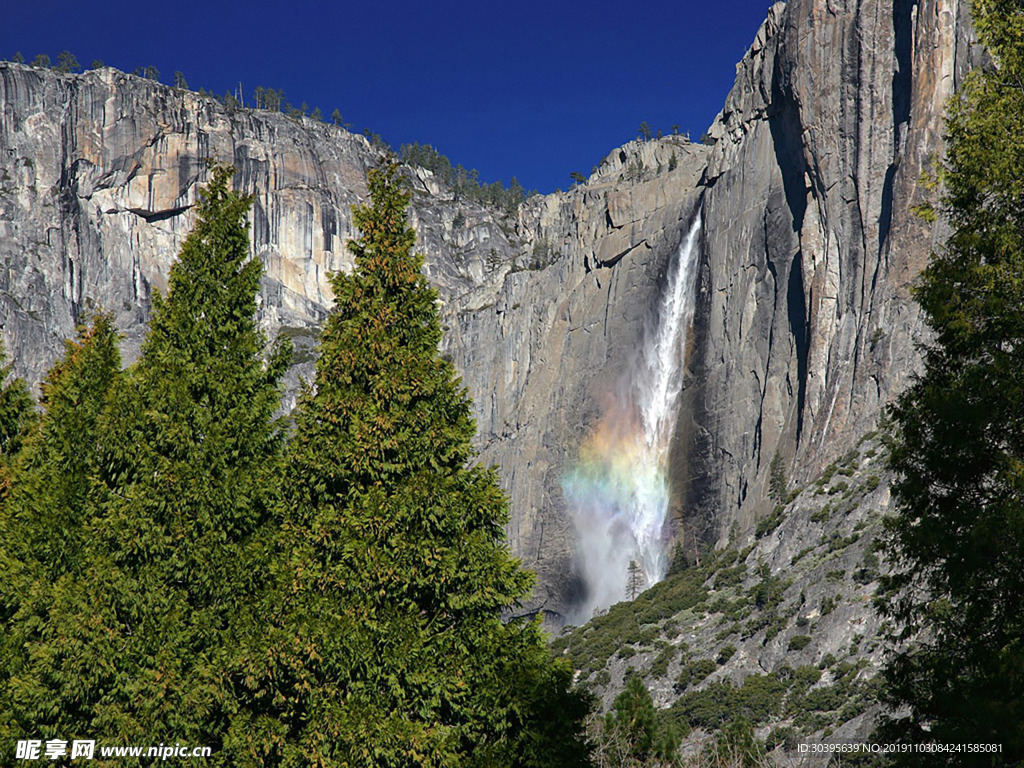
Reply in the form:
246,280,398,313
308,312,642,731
54,50,79,73
2,166,290,753
626,559,645,600
0,342,34,484
879,0,1024,762
0,316,120,737
231,161,590,766
603,675,679,763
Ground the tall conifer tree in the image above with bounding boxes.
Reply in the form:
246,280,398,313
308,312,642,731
231,162,589,767
1,166,290,753
0,316,121,738
880,0,1024,761
0,342,35,496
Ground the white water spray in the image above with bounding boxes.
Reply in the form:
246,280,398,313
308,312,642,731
562,213,702,622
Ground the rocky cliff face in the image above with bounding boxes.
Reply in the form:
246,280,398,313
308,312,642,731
0,61,709,620
680,0,978,543
0,0,978,623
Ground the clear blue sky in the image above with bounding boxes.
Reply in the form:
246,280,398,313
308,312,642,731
5,0,775,194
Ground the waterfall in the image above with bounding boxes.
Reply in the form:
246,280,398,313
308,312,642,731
562,213,702,622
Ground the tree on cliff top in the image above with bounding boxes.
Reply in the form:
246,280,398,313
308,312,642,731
879,0,1024,761
229,161,591,767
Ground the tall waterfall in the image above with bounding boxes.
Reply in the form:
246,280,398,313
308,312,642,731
562,213,702,622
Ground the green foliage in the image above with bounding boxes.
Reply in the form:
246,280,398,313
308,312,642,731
648,645,677,678
675,659,717,692
0,342,35,479
749,567,788,611
755,504,786,539
671,672,789,731
0,317,121,731
133,65,160,80
1,166,291,754
638,121,654,141
878,1,1024,761
769,452,787,502
237,161,589,766
54,50,79,73
400,142,531,214
605,676,679,762
715,561,747,589
712,717,767,768
0,316,120,582
788,634,812,651
811,503,831,522
717,644,737,664
821,595,838,616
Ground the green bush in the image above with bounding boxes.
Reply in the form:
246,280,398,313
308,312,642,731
675,658,717,691
648,645,677,678
717,644,738,664
756,505,787,539
788,634,812,651
811,505,831,523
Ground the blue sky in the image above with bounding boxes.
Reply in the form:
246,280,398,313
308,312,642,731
5,0,775,193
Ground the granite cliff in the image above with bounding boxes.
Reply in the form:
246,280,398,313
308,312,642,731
0,0,977,624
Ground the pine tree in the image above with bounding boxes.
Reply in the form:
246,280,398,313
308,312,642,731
231,161,590,766
626,559,645,600
54,50,79,73
768,452,787,503
879,0,1024,761
2,166,290,752
603,675,679,763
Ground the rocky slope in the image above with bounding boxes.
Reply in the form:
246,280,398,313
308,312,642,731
554,430,895,750
0,0,979,625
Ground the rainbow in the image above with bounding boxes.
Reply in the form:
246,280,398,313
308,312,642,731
563,214,702,622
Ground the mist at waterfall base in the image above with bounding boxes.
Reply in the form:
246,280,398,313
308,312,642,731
562,216,702,624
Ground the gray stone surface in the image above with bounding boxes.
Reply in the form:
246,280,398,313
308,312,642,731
0,0,981,623
679,0,979,547
0,62,708,621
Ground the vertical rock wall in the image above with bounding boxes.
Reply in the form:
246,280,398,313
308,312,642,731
681,0,977,542
0,0,981,619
